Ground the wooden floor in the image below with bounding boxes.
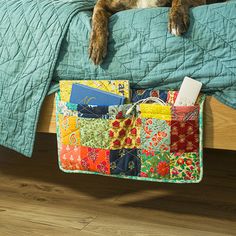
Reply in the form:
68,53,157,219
0,134,235,236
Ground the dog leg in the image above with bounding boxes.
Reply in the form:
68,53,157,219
168,0,205,36
89,0,137,65
89,1,111,65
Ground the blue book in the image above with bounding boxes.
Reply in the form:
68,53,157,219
70,84,125,106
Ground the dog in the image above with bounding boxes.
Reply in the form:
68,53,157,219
89,0,225,65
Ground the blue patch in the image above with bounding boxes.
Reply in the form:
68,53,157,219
109,149,141,176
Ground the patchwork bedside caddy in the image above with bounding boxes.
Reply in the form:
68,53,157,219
56,88,205,183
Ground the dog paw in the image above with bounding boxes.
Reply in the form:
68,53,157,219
89,32,107,65
168,8,189,36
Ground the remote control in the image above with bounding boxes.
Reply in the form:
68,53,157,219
174,77,202,106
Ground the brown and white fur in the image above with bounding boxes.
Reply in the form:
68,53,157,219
89,0,225,65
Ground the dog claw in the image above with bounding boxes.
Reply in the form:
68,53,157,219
169,8,189,36
89,33,107,65
171,28,178,36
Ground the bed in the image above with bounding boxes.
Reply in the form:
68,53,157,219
1,0,236,157
37,94,236,151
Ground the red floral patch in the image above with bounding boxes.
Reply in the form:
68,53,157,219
109,130,114,138
97,161,109,174
80,147,110,174
113,140,121,148
112,120,120,129
125,118,132,127
171,120,199,153
60,145,110,174
125,137,133,146
157,161,170,177
116,111,123,119
109,118,141,149
136,118,142,126
140,151,170,179
119,129,126,138
130,128,137,136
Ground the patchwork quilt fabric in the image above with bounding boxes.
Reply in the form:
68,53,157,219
56,90,205,183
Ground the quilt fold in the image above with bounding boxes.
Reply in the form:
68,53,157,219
0,0,95,156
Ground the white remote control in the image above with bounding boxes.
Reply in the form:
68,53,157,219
174,77,202,106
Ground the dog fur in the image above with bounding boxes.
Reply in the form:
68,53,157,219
89,0,225,65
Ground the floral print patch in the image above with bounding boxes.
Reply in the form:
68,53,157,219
58,114,80,146
60,145,110,174
79,147,110,174
80,118,110,149
109,149,141,176
139,150,170,179
171,120,199,153
141,118,170,152
57,100,78,116
109,117,142,149
60,144,83,170
170,153,200,180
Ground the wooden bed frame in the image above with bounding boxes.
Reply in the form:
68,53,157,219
37,94,236,151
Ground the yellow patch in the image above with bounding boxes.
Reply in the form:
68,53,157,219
58,114,80,145
60,80,130,103
140,104,171,120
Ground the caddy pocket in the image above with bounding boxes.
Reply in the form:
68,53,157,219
56,90,205,183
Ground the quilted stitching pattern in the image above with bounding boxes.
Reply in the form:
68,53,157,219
54,1,236,109
0,0,95,156
56,92,205,183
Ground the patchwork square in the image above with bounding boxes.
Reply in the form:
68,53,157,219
110,149,141,176
139,150,170,179
140,104,171,120
109,117,141,149
79,147,110,174
60,145,110,174
80,118,110,149
77,104,109,119
141,118,170,152
171,120,199,153
58,114,80,146
170,153,200,180
172,106,199,121
57,100,78,116
60,144,82,170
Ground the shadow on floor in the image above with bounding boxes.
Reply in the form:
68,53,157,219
0,133,235,221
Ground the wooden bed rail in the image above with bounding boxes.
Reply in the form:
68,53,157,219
37,94,236,151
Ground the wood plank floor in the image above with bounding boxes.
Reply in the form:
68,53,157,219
0,133,235,236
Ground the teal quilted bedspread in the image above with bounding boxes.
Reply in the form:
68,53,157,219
0,0,235,157
53,0,236,107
